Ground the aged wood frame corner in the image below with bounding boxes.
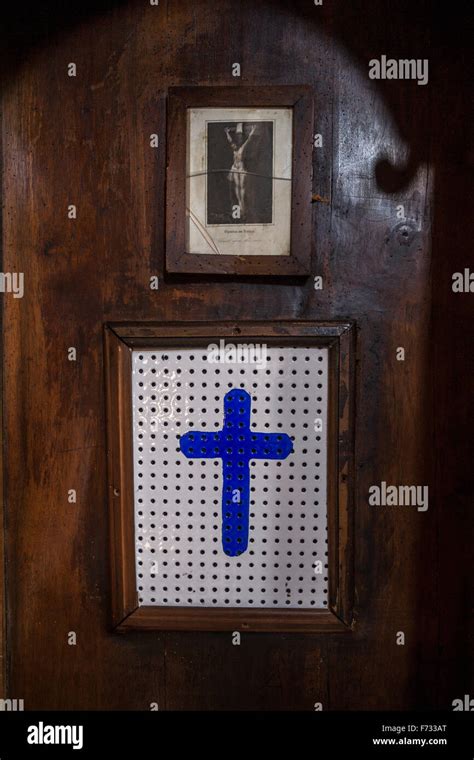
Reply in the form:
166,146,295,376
165,85,314,276
105,320,355,633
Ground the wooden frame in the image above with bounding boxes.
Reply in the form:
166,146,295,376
105,321,355,632
166,86,314,276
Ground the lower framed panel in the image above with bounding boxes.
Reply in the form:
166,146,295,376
104,320,355,633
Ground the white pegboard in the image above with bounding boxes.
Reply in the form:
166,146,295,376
132,345,329,609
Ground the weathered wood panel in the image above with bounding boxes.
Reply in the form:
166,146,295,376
1,0,471,710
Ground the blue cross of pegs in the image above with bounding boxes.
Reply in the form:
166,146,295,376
179,389,293,557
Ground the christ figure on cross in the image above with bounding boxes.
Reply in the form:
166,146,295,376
225,123,257,221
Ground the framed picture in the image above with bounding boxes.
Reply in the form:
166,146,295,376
105,320,355,632
166,86,314,276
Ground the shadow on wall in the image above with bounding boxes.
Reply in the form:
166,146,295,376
0,0,472,708
0,0,472,193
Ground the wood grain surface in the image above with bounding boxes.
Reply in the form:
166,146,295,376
0,0,472,709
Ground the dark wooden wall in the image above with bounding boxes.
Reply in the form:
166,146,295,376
1,0,472,709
